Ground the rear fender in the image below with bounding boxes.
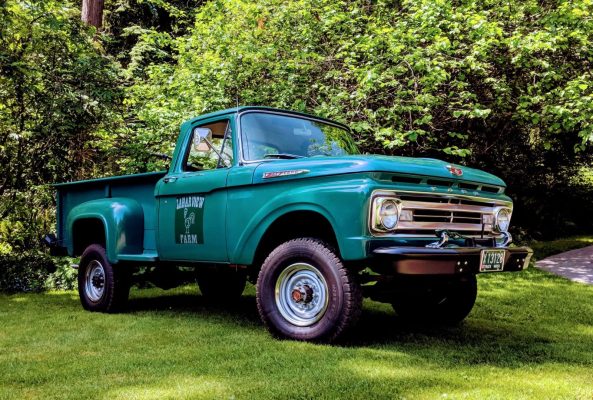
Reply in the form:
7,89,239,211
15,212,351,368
66,198,144,263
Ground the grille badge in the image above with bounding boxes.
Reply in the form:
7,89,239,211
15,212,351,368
446,165,463,176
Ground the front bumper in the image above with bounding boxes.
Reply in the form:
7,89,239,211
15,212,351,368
371,246,533,275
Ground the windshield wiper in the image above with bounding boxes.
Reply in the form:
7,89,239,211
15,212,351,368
263,153,305,160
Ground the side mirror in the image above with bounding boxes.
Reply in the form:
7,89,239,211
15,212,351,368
193,127,212,152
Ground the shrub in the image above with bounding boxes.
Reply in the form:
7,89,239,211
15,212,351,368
0,252,78,293
45,259,78,291
0,252,57,293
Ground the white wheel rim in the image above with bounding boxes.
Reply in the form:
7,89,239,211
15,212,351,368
85,260,105,302
275,263,329,327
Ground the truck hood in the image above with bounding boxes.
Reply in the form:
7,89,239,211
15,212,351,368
252,155,506,187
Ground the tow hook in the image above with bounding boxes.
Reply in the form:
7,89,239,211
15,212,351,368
426,230,513,248
426,230,464,248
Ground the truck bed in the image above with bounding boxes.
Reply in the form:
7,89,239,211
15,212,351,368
54,171,166,258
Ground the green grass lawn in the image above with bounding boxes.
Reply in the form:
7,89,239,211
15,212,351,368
528,235,593,260
1,240,593,399
1,269,592,399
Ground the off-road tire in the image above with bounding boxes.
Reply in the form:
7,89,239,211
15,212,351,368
256,238,362,342
197,267,247,303
391,274,477,325
78,244,130,312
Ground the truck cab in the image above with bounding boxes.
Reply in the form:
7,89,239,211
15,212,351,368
48,106,532,342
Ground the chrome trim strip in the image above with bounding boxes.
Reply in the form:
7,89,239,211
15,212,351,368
400,200,495,213
262,169,310,179
373,189,512,206
385,233,505,239
396,221,488,231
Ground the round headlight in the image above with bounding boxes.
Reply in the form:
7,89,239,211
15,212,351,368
495,208,511,232
379,200,399,230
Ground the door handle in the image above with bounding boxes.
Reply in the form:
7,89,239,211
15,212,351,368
163,177,178,183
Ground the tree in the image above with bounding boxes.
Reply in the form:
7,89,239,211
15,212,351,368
0,0,122,252
81,0,104,28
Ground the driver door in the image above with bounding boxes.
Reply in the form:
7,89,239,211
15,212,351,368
156,117,234,262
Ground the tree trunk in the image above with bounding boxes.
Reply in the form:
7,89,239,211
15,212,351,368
81,0,104,28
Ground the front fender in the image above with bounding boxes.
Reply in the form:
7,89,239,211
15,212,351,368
229,176,373,265
233,202,337,265
66,198,144,263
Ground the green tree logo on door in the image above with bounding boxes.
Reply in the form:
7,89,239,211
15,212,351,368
175,195,205,244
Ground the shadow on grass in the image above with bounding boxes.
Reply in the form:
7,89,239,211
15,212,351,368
125,291,485,346
342,306,559,365
24,271,590,372
127,292,261,324
121,289,592,369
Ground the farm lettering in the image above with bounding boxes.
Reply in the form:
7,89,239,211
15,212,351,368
175,195,205,244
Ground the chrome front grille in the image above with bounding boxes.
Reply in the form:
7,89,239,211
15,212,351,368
412,209,482,224
370,190,512,237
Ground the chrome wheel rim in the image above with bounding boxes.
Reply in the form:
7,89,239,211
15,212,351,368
85,260,105,302
275,263,329,327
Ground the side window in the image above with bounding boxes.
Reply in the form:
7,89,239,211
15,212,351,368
184,120,233,171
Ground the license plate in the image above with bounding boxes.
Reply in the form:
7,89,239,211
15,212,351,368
480,249,505,272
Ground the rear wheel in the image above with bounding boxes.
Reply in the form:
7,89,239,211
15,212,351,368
391,274,477,325
78,244,130,312
256,238,362,342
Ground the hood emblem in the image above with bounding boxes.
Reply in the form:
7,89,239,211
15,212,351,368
262,169,309,179
446,165,463,177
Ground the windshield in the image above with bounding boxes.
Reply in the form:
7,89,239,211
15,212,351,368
240,112,358,161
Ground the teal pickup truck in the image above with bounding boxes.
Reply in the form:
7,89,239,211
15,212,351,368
46,106,532,342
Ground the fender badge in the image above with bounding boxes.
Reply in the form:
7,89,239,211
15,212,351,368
446,165,463,176
262,169,310,179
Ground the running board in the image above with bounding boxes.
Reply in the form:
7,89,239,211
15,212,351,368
117,252,159,262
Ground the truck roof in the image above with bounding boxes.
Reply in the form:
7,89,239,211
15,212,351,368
183,106,349,130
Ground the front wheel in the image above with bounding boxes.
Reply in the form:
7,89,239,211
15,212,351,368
256,238,362,342
78,244,130,312
391,274,477,325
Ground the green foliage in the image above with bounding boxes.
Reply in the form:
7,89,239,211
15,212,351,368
0,0,123,252
0,251,76,292
0,252,56,292
124,0,593,155
44,258,78,291
103,0,197,72
120,0,593,236
1,276,593,398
